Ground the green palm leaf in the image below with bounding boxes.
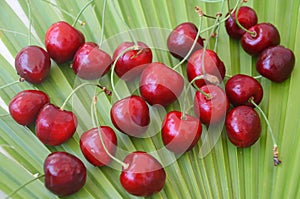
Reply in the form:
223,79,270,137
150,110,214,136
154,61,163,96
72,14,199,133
0,0,299,198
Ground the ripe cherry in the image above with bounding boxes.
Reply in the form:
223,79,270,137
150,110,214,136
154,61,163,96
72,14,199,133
9,90,50,126
256,45,295,82
72,42,112,80
194,85,229,125
161,111,202,154
187,49,226,88
110,95,150,137
225,6,258,39
80,126,117,166
44,152,86,197
113,41,152,81
167,22,204,59
120,151,166,197
139,62,184,107
241,23,280,56
45,21,85,64
225,106,261,148
35,104,77,146
225,74,263,107
15,46,51,84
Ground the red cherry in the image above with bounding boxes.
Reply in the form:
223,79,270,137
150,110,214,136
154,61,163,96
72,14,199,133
80,126,117,166
44,152,86,197
187,49,226,88
35,104,78,146
241,23,280,56
194,85,229,125
139,62,184,107
113,41,152,81
120,151,166,197
161,111,202,154
225,74,263,107
256,45,295,82
110,95,150,137
15,46,51,84
225,6,258,39
8,90,50,126
167,22,204,59
45,21,85,64
225,106,261,147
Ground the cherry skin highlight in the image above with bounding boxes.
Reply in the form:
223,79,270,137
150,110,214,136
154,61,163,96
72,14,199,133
80,126,117,166
161,111,202,154
9,90,50,126
44,152,86,197
167,22,204,59
225,74,263,107
35,104,78,146
45,21,85,64
120,151,166,197
225,106,261,148
110,95,150,137
15,45,51,84
113,41,152,81
256,45,295,82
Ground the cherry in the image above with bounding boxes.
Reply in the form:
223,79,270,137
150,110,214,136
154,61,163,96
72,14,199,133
15,46,51,84
167,22,204,59
187,49,226,88
110,95,150,137
44,152,86,197
113,41,152,81
120,151,166,197
241,23,280,56
80,126,117,166
161,111,202,154
45,21,85,64
225,6,258,39
225,74,263,107
72,42,112,80
225,106,261,148
9,90,50,126
139,62,184,107
256,45,295,82
35,104,77,146
194,84,229,125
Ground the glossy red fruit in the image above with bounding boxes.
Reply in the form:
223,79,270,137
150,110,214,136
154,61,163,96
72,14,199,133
113,41,152,81
44,152,86,197
8,90,49,126
36,104,78,146
80,126,117,166
15,45,51,84
225,106,261,147
167,22,204,59
225,74,263,107
120,151,166,197
45,21,85,64
194,85,229,125
241,23,280,56
225,6,258,39
139,62,184,107
256,45,295,82
161,111,202,154
72,42,112,80
110,95,150,137
187,49,226,88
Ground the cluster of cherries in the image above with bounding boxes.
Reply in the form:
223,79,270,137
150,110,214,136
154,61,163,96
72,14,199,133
2,2,295,198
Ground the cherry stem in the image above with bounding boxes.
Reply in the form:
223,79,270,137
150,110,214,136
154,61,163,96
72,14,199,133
0,113,10,117
26,0,32,45
5,174,45,199
92,96,128,169
213,0,226,52
0,78,25,91
99,0,107,47
249,98,281,166
254,75,262,79
0,28,27,37
60,82,111,111
72,0,94,27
